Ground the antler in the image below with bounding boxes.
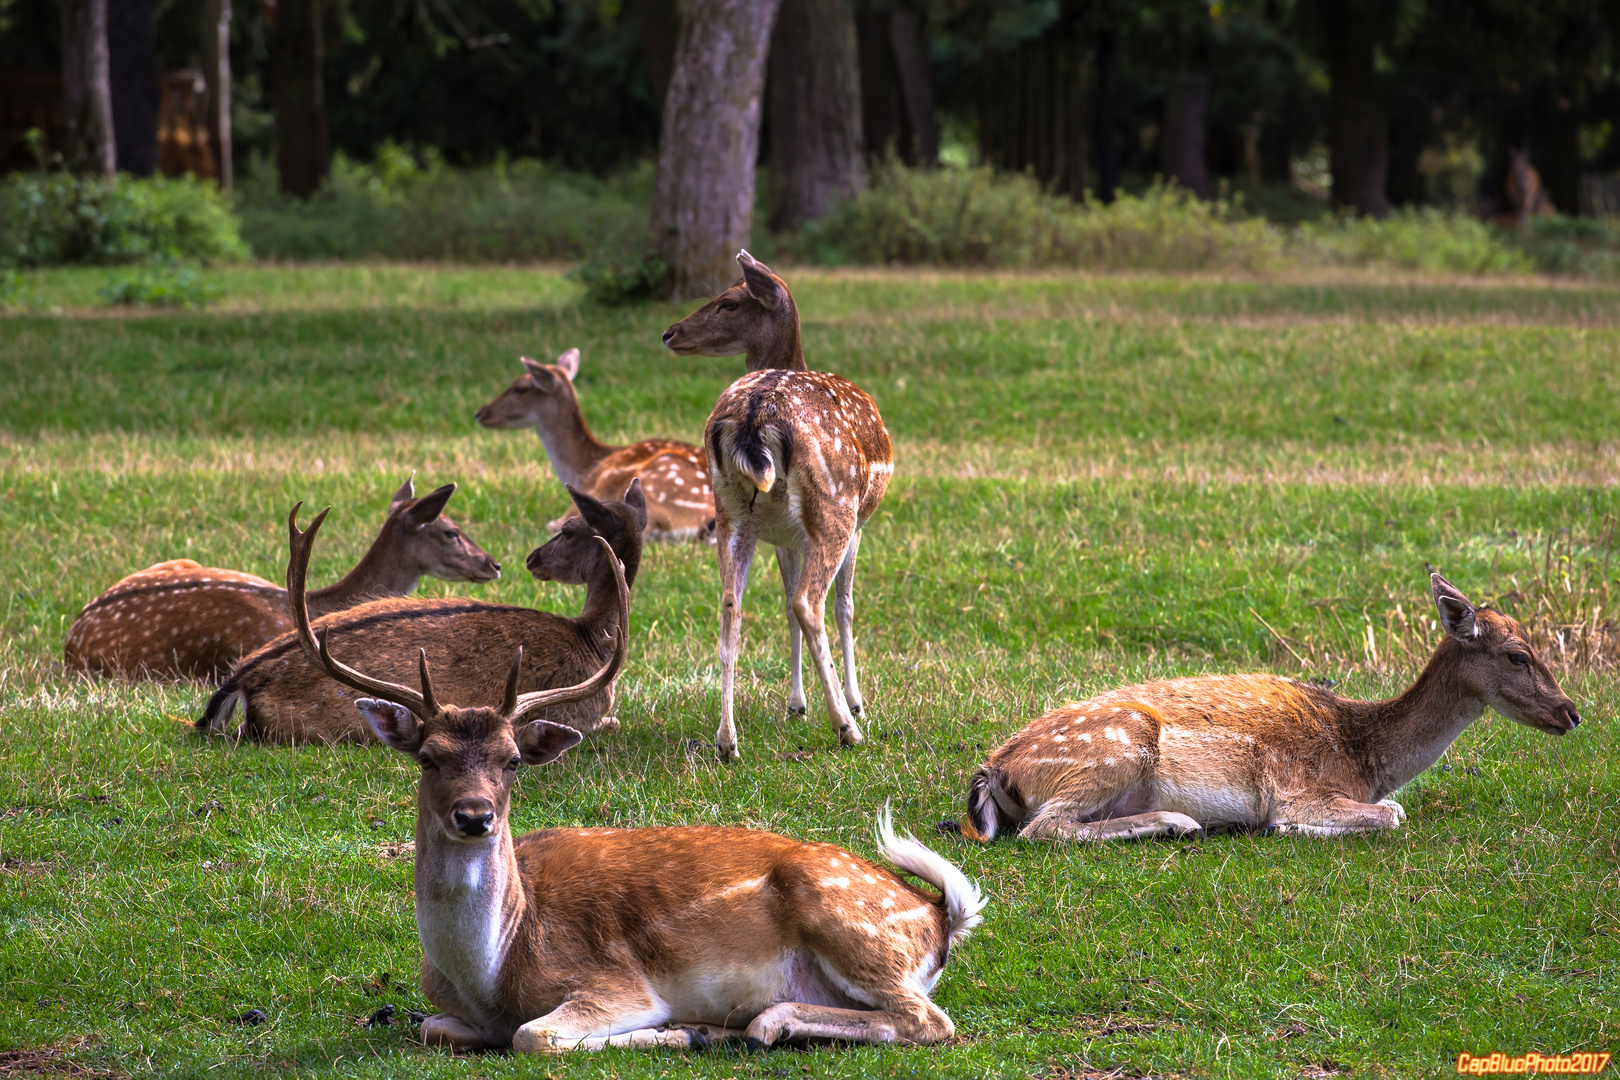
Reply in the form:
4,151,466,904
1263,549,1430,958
287,502,441,720
507,536,629,722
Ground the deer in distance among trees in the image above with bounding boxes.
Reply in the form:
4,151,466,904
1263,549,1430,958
663,250,894,760
65,476,499,682
475,349,716,543
197,482,645,744
958,574,1581,843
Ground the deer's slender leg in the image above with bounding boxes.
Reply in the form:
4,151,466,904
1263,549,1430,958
774,545,806,716
788,521,863,747
715,516,758,761
420,1013,493,1049
745,993,954,1047
1271,795,1404,836
832,528,862,716
512,995,696,1053
1022,804,1203,842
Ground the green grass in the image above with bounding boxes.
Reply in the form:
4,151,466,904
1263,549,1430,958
1,265,1616,1079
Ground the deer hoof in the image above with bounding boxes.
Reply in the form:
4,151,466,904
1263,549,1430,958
684,1027,710,1050
716,742,741,763
787,704,807,717
743,1037,768,1052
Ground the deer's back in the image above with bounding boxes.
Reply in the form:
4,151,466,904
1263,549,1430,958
228,597,611,743
584,440,713,538
65,560,293,681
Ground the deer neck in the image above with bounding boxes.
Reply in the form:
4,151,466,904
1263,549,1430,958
576,548,636,645
305,535,420,616
413,807,528,1016
745,307,808,372
533,400,614,487
1359,638,1485,799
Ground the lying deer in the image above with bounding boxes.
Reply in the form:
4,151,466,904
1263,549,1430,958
958,574,1581,842
663,250,894,760
197,481,644,743
288,544,983,1055
65,476,498,682
476,349,715,542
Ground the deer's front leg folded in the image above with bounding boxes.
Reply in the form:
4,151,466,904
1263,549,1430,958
420,1012,494,1050
511,996,701,1054
1271,795,1406,836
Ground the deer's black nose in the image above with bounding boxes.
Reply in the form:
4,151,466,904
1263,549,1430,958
1564,705,1582,728
452,809,494,836
661,328,676,344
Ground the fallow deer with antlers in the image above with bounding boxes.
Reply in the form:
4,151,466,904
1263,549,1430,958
476,349,714,542
65,476,499,682
664,251,894,760
198,482,644,744
287,527,983,1054
958,574,1582,842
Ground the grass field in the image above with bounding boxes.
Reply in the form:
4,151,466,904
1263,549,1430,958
1,263,1616,1079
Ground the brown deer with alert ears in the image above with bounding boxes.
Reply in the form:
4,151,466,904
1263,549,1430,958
65,475,499,682
475,349,715,543
959,574,1582,843
198,482,645,744
664,250,894,759
284,515,984,1053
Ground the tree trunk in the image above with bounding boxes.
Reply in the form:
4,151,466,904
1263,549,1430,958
857,7,935,166
272,0,328,198
1160,70,1209,197
651,0,783,302
204,0,233,190
978,35,1089,201
768,0,864,232
1324,0,1387,217
1094,25,1119,203
60,0,116,177
108,0,158,176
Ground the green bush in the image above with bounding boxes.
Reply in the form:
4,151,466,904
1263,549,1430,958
1511,215,1620,278
0,172,248,267
1292,207,1533,274
793,162,1283,270
98,264,223,308
236,145,650,262
570,248,669,305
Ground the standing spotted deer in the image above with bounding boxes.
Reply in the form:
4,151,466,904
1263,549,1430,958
198,483,644,743
959,574,1582,843
65,476,498,682
476,349,715,542
664,251,894,759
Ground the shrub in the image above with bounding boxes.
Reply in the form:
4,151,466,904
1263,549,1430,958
0,172,248,267
1292,207,1533,274
570,248,669,305
793,162,1284,270
236,145,650,262
98,264,223,308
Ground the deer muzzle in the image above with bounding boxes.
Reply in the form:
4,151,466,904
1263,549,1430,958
450,798,497,838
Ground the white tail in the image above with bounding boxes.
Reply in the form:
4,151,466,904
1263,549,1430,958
876,804,985,945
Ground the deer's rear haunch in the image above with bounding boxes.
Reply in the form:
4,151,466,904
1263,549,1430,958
961,574,1582,843
280,509,984,1053
665,251,894,760
65,476,498,682
198,482,645,744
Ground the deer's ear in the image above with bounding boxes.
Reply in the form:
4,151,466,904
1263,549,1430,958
567,484,614,534
554,348,580,382
622,477,648,528
519,356,548,379
357,698,424,753
515,718,583,766
388,473,417,517
738,249,783,311
1432,573,1478,641
405,483,456,529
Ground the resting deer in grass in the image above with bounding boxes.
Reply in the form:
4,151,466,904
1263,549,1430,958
65,476,498,682
297,561,984,1056
663,250,894,760
476,349,715,543
198,482,644,744
958,574,1581,842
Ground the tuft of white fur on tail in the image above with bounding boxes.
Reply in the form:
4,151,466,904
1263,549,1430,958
198,687,242,734
876,803,986,945
716,424,778,493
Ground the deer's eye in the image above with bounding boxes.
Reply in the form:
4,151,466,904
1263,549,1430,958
443,528,459,540
506,755,522,771
417,755,437,769
1508,653,1531,667
719,300,740,312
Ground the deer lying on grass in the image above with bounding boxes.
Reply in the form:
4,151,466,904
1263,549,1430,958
476,349,714,542
198,481,644,744
291,545,983,1056
959,574,1582,842
65,476,498,682
663,250,894,760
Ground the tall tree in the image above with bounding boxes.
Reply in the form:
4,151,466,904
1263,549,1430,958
978,24,1090,200
1161,69,1210,196
1094,23,1119,202
768,0,865,232
60,0,115,177
204,0,233,190
108,0,158,175
272,0,329,197
857,5,937,165
651,0,783,301
1323,0,1388,217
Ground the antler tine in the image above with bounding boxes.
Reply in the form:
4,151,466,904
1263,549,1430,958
286,501,437,720
501,646,524,717
510,537,629,722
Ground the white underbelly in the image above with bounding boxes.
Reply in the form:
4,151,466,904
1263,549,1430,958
654,950,864,1026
